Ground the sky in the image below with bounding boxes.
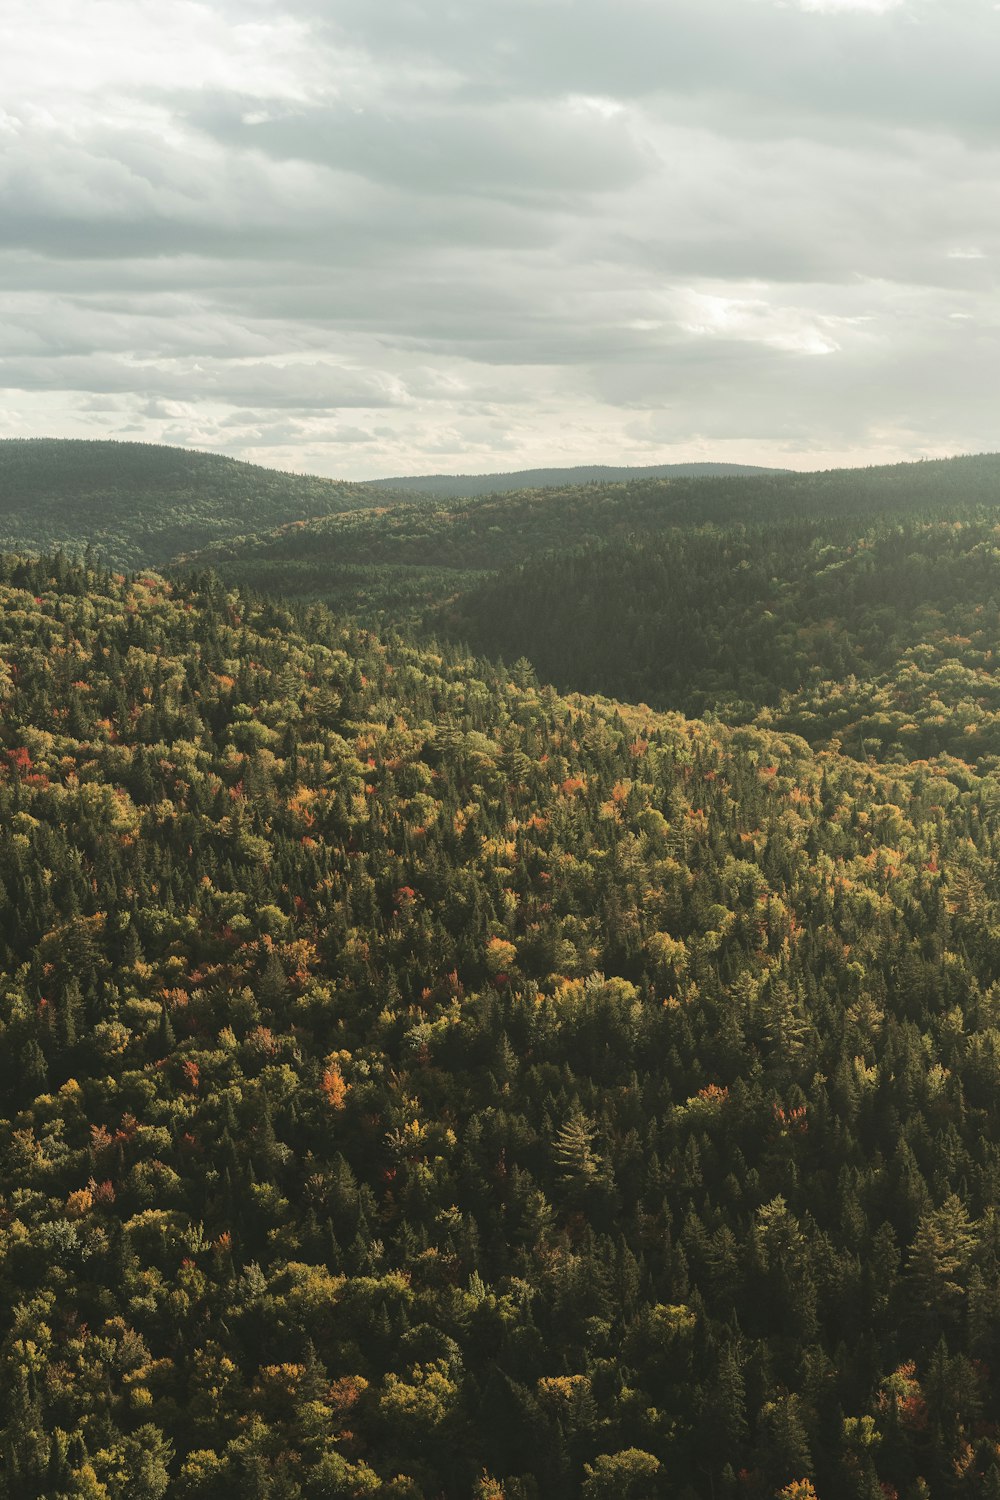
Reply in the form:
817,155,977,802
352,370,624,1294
1,0,998,479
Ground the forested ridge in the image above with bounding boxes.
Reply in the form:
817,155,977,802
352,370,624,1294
185,457,1000,773
0,442,401,572
5,549,1000,1497
187,453,1000,584
361,462,786,501
184,455,1000,657
0,442,786,584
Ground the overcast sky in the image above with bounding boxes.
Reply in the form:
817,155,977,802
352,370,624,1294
1,0,997,477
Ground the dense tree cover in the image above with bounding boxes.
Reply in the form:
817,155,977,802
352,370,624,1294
0,442,785,588
179,475,701,589
446,515,1000,767
5,553,1000,1496
4,440,999,609
363,463,784,502
189,458,1000,771
173,562,486,633
187,453,1000,617
0,442,400,571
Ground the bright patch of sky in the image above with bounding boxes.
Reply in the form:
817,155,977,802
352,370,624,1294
796,0,903,13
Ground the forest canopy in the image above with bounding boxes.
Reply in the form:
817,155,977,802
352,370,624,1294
0,441,404,572
2,545,1000,1496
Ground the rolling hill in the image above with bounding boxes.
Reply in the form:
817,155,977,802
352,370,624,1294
0,439,397,570
180,451,1000,769
188,452,1000,597
362,459,788,499
0,442,786,574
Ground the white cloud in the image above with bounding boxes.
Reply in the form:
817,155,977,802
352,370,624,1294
795,0,903,12
675,292,843,355
0,0,322,105
0,0,998,475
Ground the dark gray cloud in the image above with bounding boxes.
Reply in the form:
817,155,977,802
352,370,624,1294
0,0,997,475
317,0,1000,138
192,97,654,200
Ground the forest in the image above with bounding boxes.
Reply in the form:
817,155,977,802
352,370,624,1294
447,515,1000,766
0,442,397,572
362,463,784,502
180,453,1000,624
0,442,778,577
3,446,1000,1495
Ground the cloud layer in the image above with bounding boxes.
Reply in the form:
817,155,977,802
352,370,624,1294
1,0,998,475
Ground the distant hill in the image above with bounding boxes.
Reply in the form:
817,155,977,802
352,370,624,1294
363,459,788,499
179,470,797,620
182,451,1000,621
0,441,787,572
183,450,1000,765
0,438,397,570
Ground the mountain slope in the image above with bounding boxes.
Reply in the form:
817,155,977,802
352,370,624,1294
3,553,1000,1495
185,454,1000,760
0,438,397,569
444,511,1000,764
0,441,784,575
